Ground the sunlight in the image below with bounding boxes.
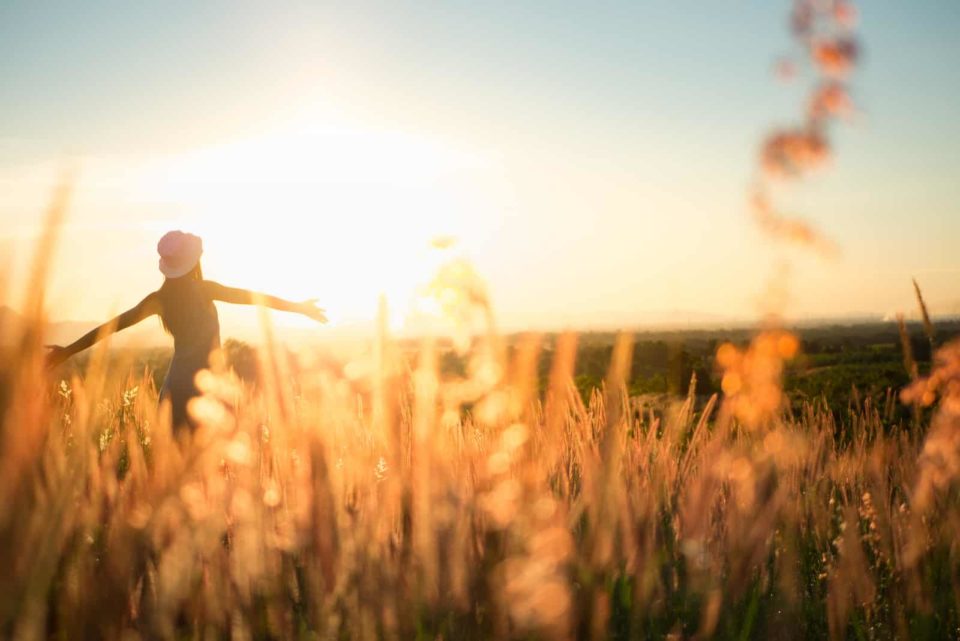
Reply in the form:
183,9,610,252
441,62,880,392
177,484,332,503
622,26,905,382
135,125,488,330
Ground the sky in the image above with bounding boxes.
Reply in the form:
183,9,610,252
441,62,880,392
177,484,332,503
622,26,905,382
1,0,958,335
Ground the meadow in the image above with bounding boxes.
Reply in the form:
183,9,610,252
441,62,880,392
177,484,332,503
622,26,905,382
3,227,960,641
5,0,959,638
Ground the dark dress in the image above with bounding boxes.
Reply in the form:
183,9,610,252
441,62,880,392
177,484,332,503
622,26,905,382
157,279,221,428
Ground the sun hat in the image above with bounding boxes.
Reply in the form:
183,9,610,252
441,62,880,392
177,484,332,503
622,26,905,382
157,230,203,278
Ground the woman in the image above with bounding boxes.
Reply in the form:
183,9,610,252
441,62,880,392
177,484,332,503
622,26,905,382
46,230,327,428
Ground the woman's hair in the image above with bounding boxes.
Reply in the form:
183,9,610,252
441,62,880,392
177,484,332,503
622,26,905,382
157,261,205,335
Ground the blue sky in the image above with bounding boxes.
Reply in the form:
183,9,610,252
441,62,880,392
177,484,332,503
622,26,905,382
1,1,958,329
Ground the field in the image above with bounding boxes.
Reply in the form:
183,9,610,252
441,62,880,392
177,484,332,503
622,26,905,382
59,318,960,428
4,0,959,639
4,272,960,640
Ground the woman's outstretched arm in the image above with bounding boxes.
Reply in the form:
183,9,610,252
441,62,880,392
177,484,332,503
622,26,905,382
202,281,327,323
46,292,161,368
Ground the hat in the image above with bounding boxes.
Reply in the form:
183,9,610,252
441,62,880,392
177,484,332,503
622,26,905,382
157,230,203,278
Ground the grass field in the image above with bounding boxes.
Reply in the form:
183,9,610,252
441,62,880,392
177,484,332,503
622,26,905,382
3,254,960,640
5,0,959,638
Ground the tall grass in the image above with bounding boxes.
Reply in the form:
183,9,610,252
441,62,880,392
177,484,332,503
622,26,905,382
3,196,960,641
6,5,960,639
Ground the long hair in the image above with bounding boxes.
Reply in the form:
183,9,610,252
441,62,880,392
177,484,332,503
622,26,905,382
158,261,206,335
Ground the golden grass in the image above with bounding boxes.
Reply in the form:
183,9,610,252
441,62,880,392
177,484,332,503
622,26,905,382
6,6,960,638
2,195,960,640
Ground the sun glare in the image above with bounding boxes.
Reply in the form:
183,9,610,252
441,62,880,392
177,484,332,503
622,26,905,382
135,125,487,330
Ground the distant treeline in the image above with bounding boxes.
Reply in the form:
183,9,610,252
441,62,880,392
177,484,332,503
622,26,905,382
510,320,960,413
53,321,960,422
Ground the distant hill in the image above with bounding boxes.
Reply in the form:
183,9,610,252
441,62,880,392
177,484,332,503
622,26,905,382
0,304,21,329
3,300,958,351
0,305,25,344
0,305,169,348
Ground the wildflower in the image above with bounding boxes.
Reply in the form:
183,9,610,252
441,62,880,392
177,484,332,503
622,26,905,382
716,330,800,429
812,37,859,76
761,128,830,178
808,82,853,119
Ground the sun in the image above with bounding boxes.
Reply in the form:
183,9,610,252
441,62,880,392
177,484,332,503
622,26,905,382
135,124,485,330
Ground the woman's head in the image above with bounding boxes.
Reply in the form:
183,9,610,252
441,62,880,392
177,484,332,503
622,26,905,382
168,261,203,282
158,230,203,279
157,232,209,335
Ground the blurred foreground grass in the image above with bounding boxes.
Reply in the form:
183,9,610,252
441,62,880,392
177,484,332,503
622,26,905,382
4,166,960,641
3,286,960,640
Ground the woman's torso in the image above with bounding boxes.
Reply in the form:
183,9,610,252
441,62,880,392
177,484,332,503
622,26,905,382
157,279,221,375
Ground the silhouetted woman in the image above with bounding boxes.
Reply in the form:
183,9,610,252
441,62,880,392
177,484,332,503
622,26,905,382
46,230,326,428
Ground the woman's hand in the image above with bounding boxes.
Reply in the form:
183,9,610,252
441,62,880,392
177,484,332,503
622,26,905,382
297,299,328,324
45,345,69,369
